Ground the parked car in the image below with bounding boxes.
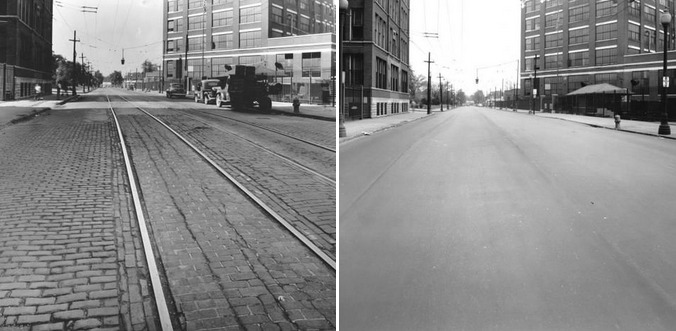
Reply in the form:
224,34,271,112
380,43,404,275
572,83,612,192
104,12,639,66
193,79,223,104
166,83,186,98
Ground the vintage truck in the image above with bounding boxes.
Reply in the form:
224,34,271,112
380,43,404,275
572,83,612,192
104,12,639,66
212,65,283,111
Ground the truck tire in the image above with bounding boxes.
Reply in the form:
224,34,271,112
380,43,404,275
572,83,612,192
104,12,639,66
204,95,209,105
216,95,223,107
194,94,199,103
230,96,241,109
259,97,272,112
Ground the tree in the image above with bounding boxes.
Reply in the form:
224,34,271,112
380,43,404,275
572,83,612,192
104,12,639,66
409,73,427,105
108,71,124,87
456,89,467,105
471,90,486,104
55,60,82,97
142,59,157,73
94,71,104,87
52,52,68,98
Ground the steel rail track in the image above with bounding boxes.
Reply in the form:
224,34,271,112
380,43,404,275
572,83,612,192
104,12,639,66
185,106,336,152
109,94,337,271
106,95,174,330
176,110,335,185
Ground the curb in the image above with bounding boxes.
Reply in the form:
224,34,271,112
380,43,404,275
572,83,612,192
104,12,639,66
0,95,81,130
492,107,676,141
8,107,51,125
56,94,81,105
339,112,436,144
276,110,335,122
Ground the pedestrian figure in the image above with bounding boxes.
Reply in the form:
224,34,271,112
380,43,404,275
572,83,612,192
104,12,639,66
34,84,42,100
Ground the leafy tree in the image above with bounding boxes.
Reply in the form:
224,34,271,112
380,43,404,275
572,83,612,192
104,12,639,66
471,90,486,104
142,59,157,73
409,73,427,104
55,60,81,96
108,71,124,87
94,71,104,87
456,89,467,105
52,53,67,97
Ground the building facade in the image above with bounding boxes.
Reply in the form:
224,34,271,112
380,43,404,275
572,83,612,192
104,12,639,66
521,0,676,116
0,0,53,100
163,0,336,104
342,0,410,119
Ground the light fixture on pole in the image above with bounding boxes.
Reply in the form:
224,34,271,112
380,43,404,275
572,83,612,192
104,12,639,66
659,12,672,135
338,0,348,138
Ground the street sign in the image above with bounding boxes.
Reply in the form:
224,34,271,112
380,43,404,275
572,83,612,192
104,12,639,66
532,88,537,96
664,76,670,88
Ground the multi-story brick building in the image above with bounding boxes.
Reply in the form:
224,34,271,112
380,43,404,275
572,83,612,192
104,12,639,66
521,0,676,116
0,0,53,100
342,0,410,119
163,0,336,104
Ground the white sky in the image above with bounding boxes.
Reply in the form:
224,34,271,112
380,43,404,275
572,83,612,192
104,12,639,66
52,0,163,76
409,0,521,95
52,0,521,93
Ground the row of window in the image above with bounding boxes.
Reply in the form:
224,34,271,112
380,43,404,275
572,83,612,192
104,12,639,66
167,31,261,52
524,47,617,70
526,1,674,30
168,6,260,32
270,5,335,35
373,12,409,62
165,52,322,79
526,22,674,53
524,69,676,97
375,102,408,116
347,55,407,93
168,0,236,12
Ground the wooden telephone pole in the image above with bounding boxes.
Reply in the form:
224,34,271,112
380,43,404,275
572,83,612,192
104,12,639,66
68,31,80,96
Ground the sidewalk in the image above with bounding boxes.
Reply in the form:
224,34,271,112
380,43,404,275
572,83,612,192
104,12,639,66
0,93,80,129
491,106,676,140
339,106,444,143
272,101,335,121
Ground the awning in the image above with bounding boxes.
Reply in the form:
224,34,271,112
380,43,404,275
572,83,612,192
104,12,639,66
220,64,283,77
566,83,630,96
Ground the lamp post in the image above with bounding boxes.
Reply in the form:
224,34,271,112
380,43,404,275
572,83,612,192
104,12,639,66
338,0,348,138
659,12,672,135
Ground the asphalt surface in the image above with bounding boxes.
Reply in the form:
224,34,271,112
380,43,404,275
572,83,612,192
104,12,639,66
340,106,676,330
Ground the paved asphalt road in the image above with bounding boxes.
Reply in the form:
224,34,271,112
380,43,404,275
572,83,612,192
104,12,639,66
340,106,676,330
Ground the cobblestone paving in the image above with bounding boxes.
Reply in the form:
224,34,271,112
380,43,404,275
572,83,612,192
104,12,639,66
0,108,158,330
177,110,335,180
191,109,335,150
146,110,336,259
115,111,335,330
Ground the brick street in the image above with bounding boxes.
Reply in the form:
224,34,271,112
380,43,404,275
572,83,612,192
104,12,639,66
0,89,335,330
0,107,157,330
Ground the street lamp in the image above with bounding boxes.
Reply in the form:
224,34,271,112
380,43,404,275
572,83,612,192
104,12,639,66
339,0,348,138
659,12,672,135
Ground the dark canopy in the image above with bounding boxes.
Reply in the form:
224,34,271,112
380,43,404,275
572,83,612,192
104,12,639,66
567,83,629,96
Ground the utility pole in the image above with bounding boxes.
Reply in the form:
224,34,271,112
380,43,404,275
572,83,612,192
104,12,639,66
501,78,504,109
515,59,519,111
81,53,86,94
438,73,444,111
531,54,539,114
425,53,434,115
87,61,92,91
69,31,80,96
